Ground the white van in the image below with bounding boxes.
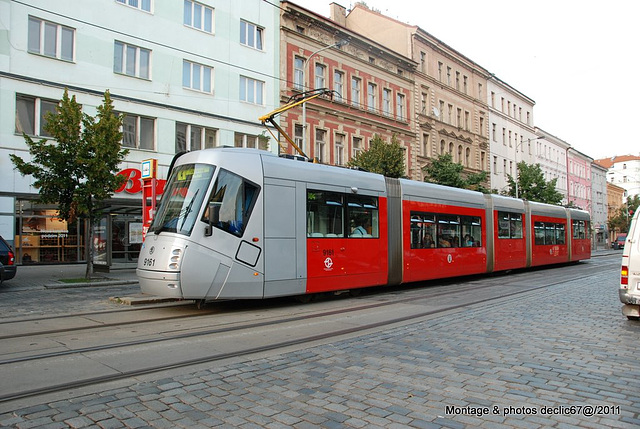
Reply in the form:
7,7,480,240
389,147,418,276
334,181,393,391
620,209,640,320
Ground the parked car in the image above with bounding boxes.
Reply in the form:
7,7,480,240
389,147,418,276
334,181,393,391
0,235,16,282
613,233,628,250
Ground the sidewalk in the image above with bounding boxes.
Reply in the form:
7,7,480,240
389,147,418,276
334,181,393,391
8,263,138,289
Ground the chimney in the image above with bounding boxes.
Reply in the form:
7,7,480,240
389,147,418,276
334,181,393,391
330,2,347,27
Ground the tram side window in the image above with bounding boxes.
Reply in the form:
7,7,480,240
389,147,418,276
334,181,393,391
202,169,260,237
534,221,566,245
572,220,586,239
348,195,379,238
411,213,436,248
307,190,344,237
497,211,523,239
410,211,481,248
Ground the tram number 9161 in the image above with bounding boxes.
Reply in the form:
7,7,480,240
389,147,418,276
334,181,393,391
142,258,156,267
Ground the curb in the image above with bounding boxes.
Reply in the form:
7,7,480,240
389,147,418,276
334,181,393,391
44,280,139,289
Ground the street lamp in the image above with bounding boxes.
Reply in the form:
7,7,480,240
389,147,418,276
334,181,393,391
301,40,348,151
515,135,545,199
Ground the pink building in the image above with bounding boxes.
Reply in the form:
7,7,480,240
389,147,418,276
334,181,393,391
567,148,593,211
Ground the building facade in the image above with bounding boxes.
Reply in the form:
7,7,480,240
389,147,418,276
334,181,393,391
341,4,491,182
591,162,608,248
487,76,536,193
534,128,569,204
1,0,279,265
567,148,593,211
278,2,415,174
597,155,640,200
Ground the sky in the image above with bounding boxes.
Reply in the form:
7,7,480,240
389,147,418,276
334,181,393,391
290,0,640,160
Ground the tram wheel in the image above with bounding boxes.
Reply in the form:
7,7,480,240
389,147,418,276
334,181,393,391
626,315,640,321
196,299,207,310
348,288,362,297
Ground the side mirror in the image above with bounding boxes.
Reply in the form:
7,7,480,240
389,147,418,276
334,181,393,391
204,202,221,237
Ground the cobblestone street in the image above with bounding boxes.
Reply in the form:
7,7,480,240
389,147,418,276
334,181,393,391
1,257,638,428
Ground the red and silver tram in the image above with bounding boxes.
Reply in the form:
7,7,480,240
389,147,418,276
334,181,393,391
136,148,590,300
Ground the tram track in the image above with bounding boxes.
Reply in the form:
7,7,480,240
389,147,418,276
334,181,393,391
0,262,604,406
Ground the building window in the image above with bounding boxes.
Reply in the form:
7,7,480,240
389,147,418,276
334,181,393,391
294,124,304,154
397,93,405,121
183,0,213,33
353,136,363,157
176,122,217,152
121,114,155,150
116,0,151,12
465,148,471,167
383,89,392,116
239,76,264,104
182,60,213,93
114,41,151,79
335,133,345,166
351,77,361,107
240,20,263,50
422,134,429,156
315,129,326,163
502,128,506,145
367,82,377,112
28,16,75,61
294,57,304,91
334,70,344,101
420,92,428,115
480,117,484,136
234,133,268,150
15,94,58,138
447,104,453,124
314,63,326,89
446,66,451,85
455,71,460,90
440,140,445,154
420,51,426,73
493,156,497,174
463,76,468,94
456,108,462,128
438,62,443,81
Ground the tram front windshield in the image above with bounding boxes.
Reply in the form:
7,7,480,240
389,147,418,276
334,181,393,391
150,164,214,236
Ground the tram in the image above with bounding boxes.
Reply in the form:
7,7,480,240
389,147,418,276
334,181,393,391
136,147,591,301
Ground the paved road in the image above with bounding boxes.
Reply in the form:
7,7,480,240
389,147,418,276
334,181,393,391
1,254,639,428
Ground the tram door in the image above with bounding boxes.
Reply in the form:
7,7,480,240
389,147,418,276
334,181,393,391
306,190,387,293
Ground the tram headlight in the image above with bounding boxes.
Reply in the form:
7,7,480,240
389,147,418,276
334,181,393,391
169,248,183,270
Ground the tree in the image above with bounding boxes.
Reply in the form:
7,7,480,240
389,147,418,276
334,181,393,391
505,161,563,205
609,195,640,234
10,89,128,278
422,153,489,193
347,134,405,178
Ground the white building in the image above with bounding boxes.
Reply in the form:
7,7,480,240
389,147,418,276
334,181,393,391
534,127,569,204
0,0,279,265
487,76,536,193
599,155,640,201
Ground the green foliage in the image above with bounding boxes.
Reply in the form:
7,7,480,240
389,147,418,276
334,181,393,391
11,89,128,223
609,195,640,233
505,161,563,205
10,89,129,277
422,153,489,193
346,134,405,178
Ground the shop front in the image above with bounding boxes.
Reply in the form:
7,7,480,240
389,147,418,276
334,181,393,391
8,165,163,267
14,199,143,267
